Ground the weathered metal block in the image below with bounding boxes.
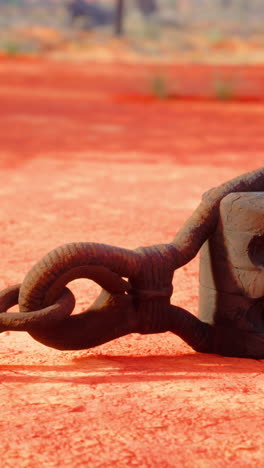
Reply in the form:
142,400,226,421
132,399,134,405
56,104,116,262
199,192,264,329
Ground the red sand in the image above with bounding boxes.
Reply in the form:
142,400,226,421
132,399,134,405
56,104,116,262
0,59,263,468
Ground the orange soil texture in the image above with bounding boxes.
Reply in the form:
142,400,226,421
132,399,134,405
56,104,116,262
0,58,264,468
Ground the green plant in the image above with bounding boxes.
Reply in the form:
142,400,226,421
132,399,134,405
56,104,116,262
150,74,169,99
0,38,39,56
213,76,235,101
206,28,224,45
1,40,21,56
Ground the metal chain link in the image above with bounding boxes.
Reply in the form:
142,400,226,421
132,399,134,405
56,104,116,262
0,167,263,353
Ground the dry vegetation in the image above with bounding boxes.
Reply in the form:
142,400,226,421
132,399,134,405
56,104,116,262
0,0,264,64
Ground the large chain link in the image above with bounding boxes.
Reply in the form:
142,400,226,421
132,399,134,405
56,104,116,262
0,284,75,332
0,167,263,353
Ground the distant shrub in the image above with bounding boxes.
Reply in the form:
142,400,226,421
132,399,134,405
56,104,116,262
150,74,169,99
0,38,39,56
213,76,235,101
0,40,21,56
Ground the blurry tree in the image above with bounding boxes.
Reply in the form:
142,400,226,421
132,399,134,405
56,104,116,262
67,0,114,28
114,0,125,35
136,0,158,16
114,0,158,35
67,1,158,36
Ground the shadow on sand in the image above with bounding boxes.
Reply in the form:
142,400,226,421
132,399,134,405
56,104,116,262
1,353,263,385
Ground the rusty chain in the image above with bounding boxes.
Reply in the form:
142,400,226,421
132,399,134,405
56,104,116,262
0,167,263,356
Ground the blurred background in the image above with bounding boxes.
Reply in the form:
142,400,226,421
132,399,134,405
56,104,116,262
0,0,264,64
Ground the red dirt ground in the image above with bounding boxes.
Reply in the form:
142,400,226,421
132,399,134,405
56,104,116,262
0,58,263,468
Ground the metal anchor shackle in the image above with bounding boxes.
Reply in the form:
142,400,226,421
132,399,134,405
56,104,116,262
0,166,264,356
